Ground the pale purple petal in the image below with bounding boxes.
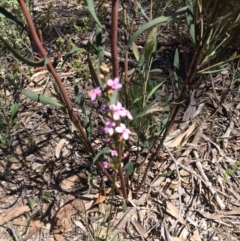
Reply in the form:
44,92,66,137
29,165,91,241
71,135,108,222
122,128,131,140
103,162,110,168
103,119,116,135
125,110,133,120
115,123,125,133
115,123,131,140
107,77,122,90
111,150,118,157
88,87,101,101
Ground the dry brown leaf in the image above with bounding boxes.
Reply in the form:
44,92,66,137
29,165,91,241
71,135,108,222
172,237,185,241
166,123,196,147
60,174,79,190
131,220,148,238
190,229,201,241
55,139,68,158
22,226,38,241
72,219,87,232
53,198,75,239
54,233,67,241
93,194,106,205
166,202,187,225
84,200,94,211
11,219,50,230
0,205,32,225
196,210,232,227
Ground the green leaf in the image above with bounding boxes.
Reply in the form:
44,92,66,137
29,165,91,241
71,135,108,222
143,27,158,63
150,68,163,73
146,82,165,103
123,161,134,179
173,48,179,70
84,114,92,140
189,24,195,44
96,25,104,70
74,80,86,114
110,89,119,105
61,45,81,68
132,42,140,61
85,0,102,28
42,193,52,202
22,90,64,107
111,236,118,241
88,58,101,88
92,147,111,164
0,35,45,67
122,6,189,58
122,16,169,58
122,200,127,212
27,197,34,210
132,102,163,120
0,7,26,30
10,102,18,120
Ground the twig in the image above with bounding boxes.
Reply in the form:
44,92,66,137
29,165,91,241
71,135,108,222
163,143,184,232
7,222,19,241
192,149,226,209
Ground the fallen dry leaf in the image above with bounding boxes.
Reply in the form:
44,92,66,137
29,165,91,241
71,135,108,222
0,205,33,225
53,199,75,241
166,123,196,147
172,237,185,241
166,202,187,225
72,219,87,232
60,174,79,190
11,219,51,230
22,226,38,241
93,194,106,205
190,229,201,241
55,139,68,158
54,233,67,241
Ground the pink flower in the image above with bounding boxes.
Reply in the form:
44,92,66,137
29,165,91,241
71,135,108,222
100,104,108,111
103,119,116,136
107,77,122,90
88,87,101,101
124,110,133,120
109,102,132,121
111,150,118,157
103,162,110,169
109,102,124,120
115,123,131,140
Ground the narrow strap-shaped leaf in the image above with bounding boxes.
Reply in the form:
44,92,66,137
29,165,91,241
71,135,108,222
0,35,45,66
0,7,26,30
85,0,102,28
122,6,189,58
22,90,64,107
92,147,111,164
